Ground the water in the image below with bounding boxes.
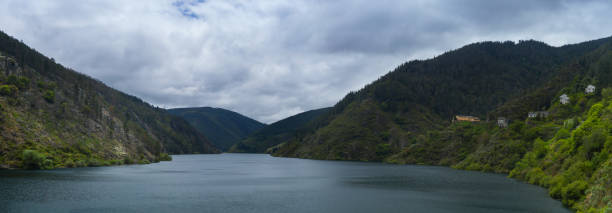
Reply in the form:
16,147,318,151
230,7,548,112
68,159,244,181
0,154,569,213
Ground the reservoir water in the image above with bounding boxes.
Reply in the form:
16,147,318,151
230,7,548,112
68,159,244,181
0,154,569,213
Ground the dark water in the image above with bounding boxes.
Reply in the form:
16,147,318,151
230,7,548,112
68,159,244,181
0,154,569,213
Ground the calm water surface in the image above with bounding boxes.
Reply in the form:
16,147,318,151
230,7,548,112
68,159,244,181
0,154,569,213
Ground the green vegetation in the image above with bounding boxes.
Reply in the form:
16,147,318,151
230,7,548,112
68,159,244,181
6,75,30,90
158,153,172,161
0,30,218,170
22,150,52,170
42,90,54,103
168,107,266,151
274,38,611,161
269,36,612,211
0,84,17,96
229,107,330,153
1,26,611,211
508,98,612,211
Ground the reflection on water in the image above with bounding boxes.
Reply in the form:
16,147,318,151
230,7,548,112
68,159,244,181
0,154,569,213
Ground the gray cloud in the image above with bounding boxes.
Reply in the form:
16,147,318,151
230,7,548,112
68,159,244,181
1,0,612,123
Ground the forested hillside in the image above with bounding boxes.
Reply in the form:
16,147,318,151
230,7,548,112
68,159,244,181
0,31,218,169
229,107,330,153
271,37,612,211
272,37,611,161
168,107,265,151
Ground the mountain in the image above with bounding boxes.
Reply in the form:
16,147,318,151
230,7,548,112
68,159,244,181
270,37,612,211
272,37,611,161
167,107,266,151
229,107,331,153
0,31,218,170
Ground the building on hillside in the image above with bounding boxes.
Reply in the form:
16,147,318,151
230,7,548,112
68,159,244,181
586,85,596,94
528,112,537,118
528,111,549,118
497,117,508,128
454,115,480,122
560,94,570,105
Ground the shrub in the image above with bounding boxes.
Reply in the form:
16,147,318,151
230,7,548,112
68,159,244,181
75,160,87,167
87,158,103,167
375,143,392,159
549,175,567,199
510,122,526,134
17,76,30,89
64,159,76,168
6,75,30,89
526,168,546,184
159,153,172,161
123,157,134,164
582,127,606,159
37,81,57,90
602,88,612,100
22,150,52,169
533,138,548,155
42,159,54,169
43,90,55,103
556,128,571,140
0,85,18,96
562,180,589,207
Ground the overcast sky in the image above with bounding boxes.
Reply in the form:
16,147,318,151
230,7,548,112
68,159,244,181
1,0,612,123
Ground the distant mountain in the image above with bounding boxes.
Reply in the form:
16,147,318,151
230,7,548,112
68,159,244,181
229,107,331,153
0,30,218,170
168,107,266,151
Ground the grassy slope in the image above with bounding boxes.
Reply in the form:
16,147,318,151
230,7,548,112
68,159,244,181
167,107,266,151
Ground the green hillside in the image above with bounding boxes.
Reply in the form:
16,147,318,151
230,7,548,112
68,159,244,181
271,37,612,211
273,38,610,161
229,107,330,153
0,31,218,170
168,107,266,151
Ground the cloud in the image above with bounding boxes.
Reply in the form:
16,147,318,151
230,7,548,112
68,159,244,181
1,0,611,123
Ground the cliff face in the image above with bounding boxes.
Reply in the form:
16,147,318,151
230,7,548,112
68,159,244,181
0,31,218,169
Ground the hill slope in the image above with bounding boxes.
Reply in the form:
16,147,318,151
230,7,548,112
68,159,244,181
388,44,612,211
167,107,266,151
0,31,218,169
229,107,330,153
272,36,612,211
272,37,612,161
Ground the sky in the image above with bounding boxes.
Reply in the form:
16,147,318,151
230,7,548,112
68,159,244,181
1,0,612,123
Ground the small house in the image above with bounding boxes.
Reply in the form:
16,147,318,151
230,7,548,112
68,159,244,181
528,111,549,118
454,115,480,122
497,117,508,128
528,112,538,118
585,85,596,94
560,94,570,105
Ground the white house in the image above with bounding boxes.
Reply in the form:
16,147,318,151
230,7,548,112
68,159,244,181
497,117,508,128
586,85,596,94
560,94,570,105
528,112,538,118
528,111,549,118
